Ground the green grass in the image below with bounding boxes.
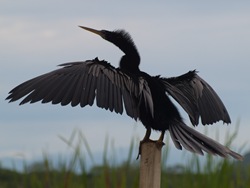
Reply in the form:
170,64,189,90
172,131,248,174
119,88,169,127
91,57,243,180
0,124,249,188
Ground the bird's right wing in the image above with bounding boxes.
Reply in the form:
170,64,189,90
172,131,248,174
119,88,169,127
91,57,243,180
6,58,153,120
160,70,231,126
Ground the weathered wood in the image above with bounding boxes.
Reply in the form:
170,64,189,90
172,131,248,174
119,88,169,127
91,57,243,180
139,141,163,188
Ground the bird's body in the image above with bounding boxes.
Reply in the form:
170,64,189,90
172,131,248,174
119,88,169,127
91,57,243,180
6,26,243,160
138,73,180,131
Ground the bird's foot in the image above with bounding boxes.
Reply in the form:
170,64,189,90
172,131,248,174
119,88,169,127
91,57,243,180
155,139,165,149
136,139,165,160
136,138,152,160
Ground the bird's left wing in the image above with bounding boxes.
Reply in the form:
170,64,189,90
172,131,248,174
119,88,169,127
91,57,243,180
160,70,231,126
6,58,153,120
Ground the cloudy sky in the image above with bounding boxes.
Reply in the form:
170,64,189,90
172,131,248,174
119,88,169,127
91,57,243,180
1,1,250,170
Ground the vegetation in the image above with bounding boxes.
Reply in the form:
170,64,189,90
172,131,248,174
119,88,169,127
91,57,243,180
0,124,249,188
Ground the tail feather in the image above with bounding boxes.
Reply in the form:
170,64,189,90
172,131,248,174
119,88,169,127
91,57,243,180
169,120,243,160
169,124,204,155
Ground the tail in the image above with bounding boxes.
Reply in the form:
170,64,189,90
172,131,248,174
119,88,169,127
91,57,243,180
169,120,243,160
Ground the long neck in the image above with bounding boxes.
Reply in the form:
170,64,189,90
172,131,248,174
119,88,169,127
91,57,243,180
120,55,140,73
104,30,140,72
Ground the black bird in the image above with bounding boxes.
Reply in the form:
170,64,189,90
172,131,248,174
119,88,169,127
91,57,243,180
6,26,242,160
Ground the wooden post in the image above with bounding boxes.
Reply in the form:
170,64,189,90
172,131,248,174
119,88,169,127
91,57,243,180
139,141,163,188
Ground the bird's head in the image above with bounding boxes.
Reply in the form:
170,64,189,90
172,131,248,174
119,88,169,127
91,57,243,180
79,25,140,71
78,25,138,54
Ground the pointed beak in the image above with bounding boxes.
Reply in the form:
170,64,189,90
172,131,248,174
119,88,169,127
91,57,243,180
78,26,105,38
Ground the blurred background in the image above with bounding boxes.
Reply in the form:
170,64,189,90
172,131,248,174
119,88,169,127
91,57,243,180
1,1,249,171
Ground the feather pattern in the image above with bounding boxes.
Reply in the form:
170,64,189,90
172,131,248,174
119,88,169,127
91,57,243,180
6,58,154,120
169,120,243,160
161,70,231,126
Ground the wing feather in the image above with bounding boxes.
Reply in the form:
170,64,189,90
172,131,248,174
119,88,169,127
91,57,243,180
161,70,231,126
80,72,89,107
6,58,153,120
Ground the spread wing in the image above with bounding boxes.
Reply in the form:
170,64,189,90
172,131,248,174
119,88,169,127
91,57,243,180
161,70,231,126
6,58,153,120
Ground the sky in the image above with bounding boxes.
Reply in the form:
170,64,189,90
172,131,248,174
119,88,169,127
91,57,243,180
1,1,250,170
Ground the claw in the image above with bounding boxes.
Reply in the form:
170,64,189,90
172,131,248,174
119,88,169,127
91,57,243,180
137,128,151,160
136,129,165,160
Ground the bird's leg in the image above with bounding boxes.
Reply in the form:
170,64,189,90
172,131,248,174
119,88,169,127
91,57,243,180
136,130,165,159
142,128,152,142
137,128,152,159
156,130,165,149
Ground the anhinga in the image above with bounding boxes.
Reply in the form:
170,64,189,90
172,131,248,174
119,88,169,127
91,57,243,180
6,26,243,160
